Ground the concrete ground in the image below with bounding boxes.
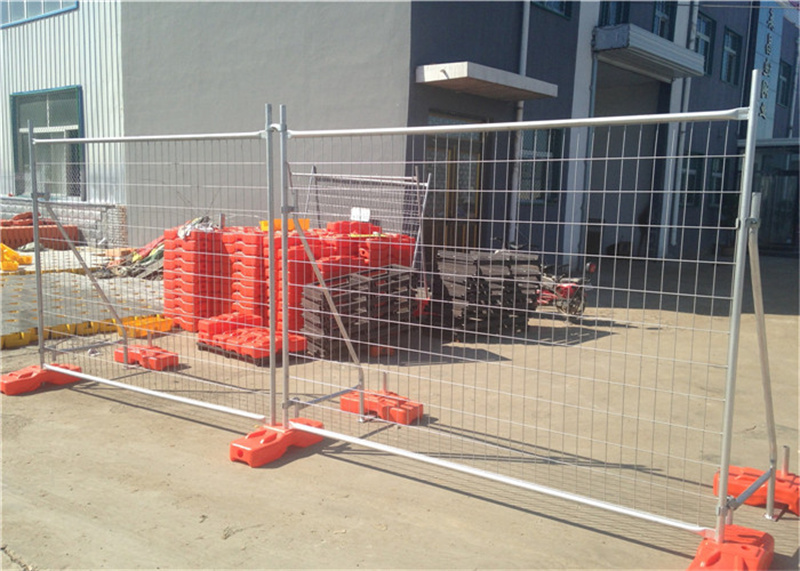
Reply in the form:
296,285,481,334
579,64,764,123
1,255,798,569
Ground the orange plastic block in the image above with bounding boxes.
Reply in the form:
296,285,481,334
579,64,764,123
229,418,324,467
689,526,774,570
714,466,800,516
114,345,179,371
1,364,82,395
340,389,423,425
198,313,263,340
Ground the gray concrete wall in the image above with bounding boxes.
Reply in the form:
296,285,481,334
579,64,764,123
120,2,413,134
118,2,414,244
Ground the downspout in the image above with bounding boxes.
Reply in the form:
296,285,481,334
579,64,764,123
669,0,699,248
507,0,531,246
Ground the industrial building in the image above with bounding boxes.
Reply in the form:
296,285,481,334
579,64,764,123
2,1,798,256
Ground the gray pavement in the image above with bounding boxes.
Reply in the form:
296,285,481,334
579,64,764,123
2,248,162,348
1,254,798,569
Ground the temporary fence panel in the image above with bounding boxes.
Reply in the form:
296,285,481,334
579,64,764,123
275,106,755,536
28,132,278,422
20,83,785,558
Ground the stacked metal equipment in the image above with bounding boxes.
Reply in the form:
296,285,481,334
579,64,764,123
302,265,415,359
436,249,540,334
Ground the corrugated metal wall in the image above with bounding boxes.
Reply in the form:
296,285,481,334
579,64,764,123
0,1,124,203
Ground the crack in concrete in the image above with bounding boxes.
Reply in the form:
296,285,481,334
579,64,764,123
1,545,35,571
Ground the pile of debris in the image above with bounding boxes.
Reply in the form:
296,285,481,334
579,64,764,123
94,218,217,280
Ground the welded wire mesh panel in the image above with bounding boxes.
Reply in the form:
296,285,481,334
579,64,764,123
29,135,277,419
281,114,745,529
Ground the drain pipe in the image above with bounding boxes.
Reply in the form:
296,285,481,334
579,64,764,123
507,0,531,247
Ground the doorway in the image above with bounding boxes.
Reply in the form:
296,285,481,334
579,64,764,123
422,113,484,252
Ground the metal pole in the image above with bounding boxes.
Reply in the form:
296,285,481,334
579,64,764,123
290,421,711,536
265,104,279,427
43,364,267,423
278,105,291,428
28,121,46,368
506,0,531,246
287,108,746,139
746,193,779,520
715,69,760,543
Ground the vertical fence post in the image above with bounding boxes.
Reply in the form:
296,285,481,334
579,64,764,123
715,69,760,543
278,105,291,428
265,104,279,427
28,121,46,368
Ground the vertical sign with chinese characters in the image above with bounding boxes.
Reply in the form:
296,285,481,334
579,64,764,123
755,2,784,138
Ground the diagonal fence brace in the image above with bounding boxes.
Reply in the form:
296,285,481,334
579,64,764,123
340,389,424,425
714,466,800,517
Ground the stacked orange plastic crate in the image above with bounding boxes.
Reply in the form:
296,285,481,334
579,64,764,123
163,228,230,332
222,227,265,319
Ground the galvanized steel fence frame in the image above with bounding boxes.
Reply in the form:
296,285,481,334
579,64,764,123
26,71,780,548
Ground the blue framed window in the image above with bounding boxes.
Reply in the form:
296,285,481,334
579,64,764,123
721,28,742,85
599,2,629,27
1,1,78,28
777,60,794,107
696,13,715,76
533,2,572,18
11,86,84,198
652,1,677,40
519,129,564,204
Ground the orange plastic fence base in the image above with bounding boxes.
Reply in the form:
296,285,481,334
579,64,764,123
114,345,180,371
229,418,324,467
340,389,424,425
689,526,774,570
714,466,800,516
0,364,82,395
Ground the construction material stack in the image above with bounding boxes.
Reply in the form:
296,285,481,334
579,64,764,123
222,227,265,320
436,249,537,334
163,227,230,332
159,218,417,363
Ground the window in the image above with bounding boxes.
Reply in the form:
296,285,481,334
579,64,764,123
652,1,676,40
721,29,742,85
696,13,715,76
707,157,725,207
777,60,794,107
519,129,564,204
679,156,704,207
599,2,629,26
11,86,84,198
533,2,571,18
1,0,77,27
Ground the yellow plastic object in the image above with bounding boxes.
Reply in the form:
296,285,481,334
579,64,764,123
75,321,102,336
1,328,37,350
96,319,120,333
117,315,174,338
1,244,32,271
259,218,311,232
